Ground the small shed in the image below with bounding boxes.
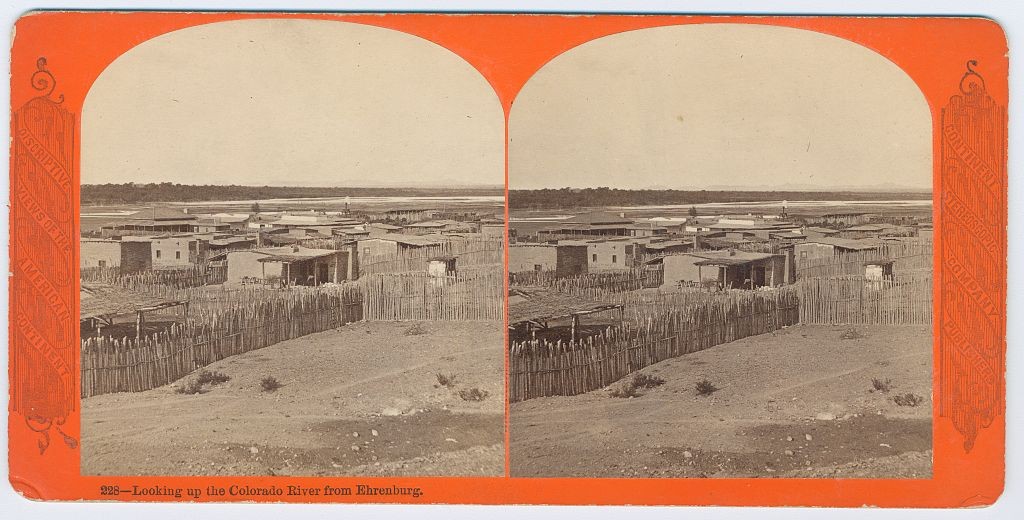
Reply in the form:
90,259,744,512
864,259,895,281
662,250,784,289
508,287,623,343
427,256,457,277
256,246,346,286
80,282,187,338
693,251,785,289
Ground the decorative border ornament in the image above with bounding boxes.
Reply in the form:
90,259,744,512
10,57,77,454
939,60,1007,452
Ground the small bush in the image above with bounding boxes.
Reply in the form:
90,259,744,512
404,323,428,336
695,379,718,397
196,370,231,386
893,393,924,407
871,378,893,393
840,327,864,340
458,388,489,401
260,376,283,392
436,373,458,388
175,378,204,395
609,383,640,399
632,373,666,389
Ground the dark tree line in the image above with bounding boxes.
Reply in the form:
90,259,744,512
81,183,502,205
508,187,931,210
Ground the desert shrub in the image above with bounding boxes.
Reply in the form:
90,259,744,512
695,379,718,396
609,383,640,398
436,373,458,388
893,393,924,407
175,378,204,395
458,387,489,401
260,376,283,392
196,370,231,386
840,327,864,340
404,323,428,336
871,378,893,393
632,373,666,389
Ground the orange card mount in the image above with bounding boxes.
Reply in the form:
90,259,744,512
8,12,1007,506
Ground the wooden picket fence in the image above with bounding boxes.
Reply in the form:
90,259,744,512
360,268,503,321
509,288,799,401
798,274,932,325
80,285,363,397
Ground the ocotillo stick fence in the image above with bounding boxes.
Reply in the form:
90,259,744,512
796,239,933,279
358,238,504,276
360,267,503,321
81,284,363,397
81,263,228,288
797,274,932,325
81,263,504,396
509,266,664,300
509,288,799,401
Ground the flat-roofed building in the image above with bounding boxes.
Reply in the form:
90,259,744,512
81,239,122,269
662,250,786,289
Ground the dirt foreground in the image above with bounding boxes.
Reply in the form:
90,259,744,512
82,321,504,476
511,324,932,478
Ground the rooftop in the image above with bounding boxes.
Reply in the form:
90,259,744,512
127,207,197,221
209,236,255,247
561,211,633,226
254,246,341,263
360,234,449,247
80,283,187,321
206,213,252,223
367,223,404,230
107,219,197,228
508,287,621,325
801,237,884,251
803,226,840,234
272,215,362,227
685,250,781,267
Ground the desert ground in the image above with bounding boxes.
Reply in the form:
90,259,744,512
82,320,503,476
511,324,932,478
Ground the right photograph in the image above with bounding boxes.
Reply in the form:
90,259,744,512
507,24,934,478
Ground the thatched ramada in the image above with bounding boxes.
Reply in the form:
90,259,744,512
80,282,187,323
508,286,621,327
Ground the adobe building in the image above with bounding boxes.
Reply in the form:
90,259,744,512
101,207,197,236
792,237,883,268
356,234,448,257
802,226,841,240
225,246,353,286
560,237,647,271
537,211,639,240
662,250,786,289
509,243,588,277
80,239,122,269
480,220,505,240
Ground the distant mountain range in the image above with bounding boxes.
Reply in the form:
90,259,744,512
80,182,503,205
508,187,932,210
642,183,931,193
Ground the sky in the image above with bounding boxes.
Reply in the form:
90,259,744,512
82,19,504,187
509,23,933,191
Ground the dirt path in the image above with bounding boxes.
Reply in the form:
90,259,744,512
511,324,932,478
82,320,504,477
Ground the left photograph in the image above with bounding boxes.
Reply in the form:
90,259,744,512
76,19,506,476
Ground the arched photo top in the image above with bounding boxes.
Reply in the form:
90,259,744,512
82,18,504,188
509,23,931,192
